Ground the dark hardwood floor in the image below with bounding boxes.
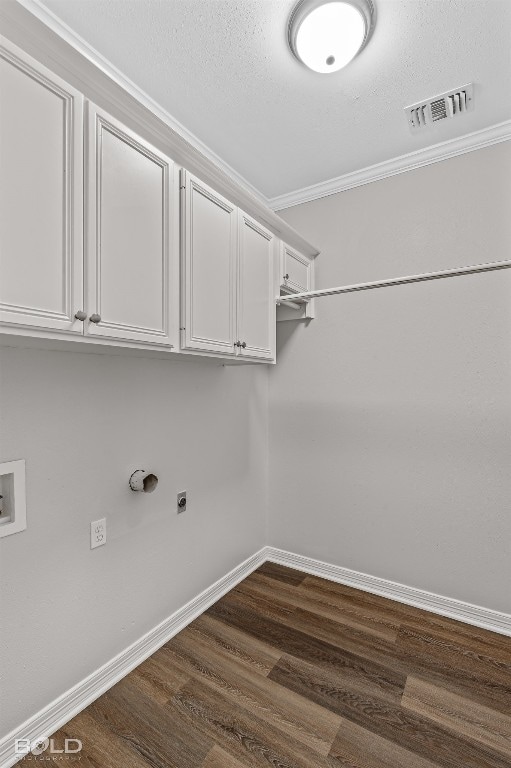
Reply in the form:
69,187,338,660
34,563,511,767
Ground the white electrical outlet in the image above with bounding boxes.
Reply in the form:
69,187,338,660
90,518,106,549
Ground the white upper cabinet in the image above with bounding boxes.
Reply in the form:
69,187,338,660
280,243,312,295
237,212,275,361
180,171,237,356
0,37,315,361
85,104,175,345
0,38,83,333
180,171,276,362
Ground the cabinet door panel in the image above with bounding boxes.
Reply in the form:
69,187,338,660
181,173,237,355
0,38,83,333
281,244,311,294
238,212,275,361
86,105,173,345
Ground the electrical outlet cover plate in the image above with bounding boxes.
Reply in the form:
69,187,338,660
0,459,26,538
91,518,107,549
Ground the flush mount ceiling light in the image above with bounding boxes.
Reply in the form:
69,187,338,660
288,0,375,74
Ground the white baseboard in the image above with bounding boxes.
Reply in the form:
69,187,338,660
266,547,511,637
3,544,509,767
0,547,269,768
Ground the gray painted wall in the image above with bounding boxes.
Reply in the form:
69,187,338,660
270,142,511,614
1,142,510,742
0,348,267,735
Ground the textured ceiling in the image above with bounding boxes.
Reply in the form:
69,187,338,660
40,0,511,199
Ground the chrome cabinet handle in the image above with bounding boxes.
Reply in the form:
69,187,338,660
234,340,241,347
241,341,247,349
74,310,87,321
89,314,101,324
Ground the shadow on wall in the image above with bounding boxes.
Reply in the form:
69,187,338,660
275,317,313,358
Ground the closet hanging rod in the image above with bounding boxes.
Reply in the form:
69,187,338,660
277,260,511,304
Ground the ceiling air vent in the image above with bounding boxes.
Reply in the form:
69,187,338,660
405,84,474,131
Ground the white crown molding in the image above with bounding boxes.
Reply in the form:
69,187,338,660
13,0,270,208
270,120,511,210
0,547,269,768
266,547,511,637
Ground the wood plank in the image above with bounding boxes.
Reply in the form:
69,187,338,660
401,614,511,662
249,602,404,673
269,654,511,768
242,572,399,641
48,709,153,768
166,623,343,755
397,623,511,686
191,613,282,676
328,715,443,768
300,576,448,627
300,576,510,658
396,624,511,715
402,676,511,758
129,650,190,705
203,744,250,768
208,597,406,704
296,576,504,669
169,677,335,768
255,561,307,586
89,675,212,768
246,599,511,718
227,580,298,623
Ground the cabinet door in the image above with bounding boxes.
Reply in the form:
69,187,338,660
0,38,83,333
281,243,311,294
85,104,174,345
237,212,275,361
181,172,237,355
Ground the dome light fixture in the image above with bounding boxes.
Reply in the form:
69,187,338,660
288,0,375,74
